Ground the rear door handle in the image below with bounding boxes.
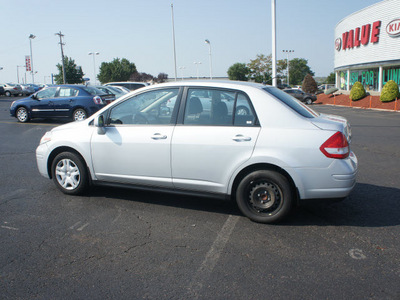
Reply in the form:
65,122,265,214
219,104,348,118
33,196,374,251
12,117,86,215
151,133,167,140
232,134,251,142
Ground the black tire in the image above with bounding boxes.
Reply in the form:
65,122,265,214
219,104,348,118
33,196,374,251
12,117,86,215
51,152,88,195
73,108,87,121
16,107,30,123
5,91,11,97
236,170,293,223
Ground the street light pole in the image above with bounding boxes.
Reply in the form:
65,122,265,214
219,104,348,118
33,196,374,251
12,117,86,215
171,3,178,81
88,52,99,85
282,50,294,85
205,39,212,79
194,62,201,79
29,34,36,84
271,0,277,87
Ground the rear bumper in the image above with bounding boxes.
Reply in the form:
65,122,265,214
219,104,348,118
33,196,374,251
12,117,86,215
294,151,358,200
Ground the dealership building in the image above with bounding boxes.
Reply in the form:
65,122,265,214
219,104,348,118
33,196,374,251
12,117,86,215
334,0,400,92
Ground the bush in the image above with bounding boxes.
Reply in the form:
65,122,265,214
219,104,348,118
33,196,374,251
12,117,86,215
380,80,400,102
349,81,366,101
302,74,318,94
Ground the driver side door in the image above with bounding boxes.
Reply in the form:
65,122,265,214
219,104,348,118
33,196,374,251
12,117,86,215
30,87,58,118
90,88,181,188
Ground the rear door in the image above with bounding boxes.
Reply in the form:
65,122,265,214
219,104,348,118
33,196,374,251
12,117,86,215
53,87,79,117
171,87,260,194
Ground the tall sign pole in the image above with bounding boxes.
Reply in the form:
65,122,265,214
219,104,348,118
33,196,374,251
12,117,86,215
271,0,277,87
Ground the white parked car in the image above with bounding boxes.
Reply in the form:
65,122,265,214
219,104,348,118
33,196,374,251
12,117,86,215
36,81,357,223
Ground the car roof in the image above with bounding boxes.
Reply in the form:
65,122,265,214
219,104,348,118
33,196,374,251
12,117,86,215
148,80,269,90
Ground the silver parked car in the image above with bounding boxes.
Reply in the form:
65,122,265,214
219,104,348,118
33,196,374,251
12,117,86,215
0,83,23,97
36,81,357,223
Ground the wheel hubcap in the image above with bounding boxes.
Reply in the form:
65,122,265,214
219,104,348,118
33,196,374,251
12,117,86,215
17,109,27,121
248,182,282,213
74,111,86,121
55,159,80,190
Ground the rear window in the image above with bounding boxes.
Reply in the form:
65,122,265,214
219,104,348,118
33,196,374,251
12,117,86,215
82,86,104,95
263,87,319,118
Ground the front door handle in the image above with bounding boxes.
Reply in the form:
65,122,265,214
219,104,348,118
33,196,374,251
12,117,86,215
232,134,251,142
151,133,167,140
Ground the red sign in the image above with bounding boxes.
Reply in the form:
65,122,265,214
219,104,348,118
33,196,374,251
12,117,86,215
25,55,31,72
386,19,400,37
338,20,381,51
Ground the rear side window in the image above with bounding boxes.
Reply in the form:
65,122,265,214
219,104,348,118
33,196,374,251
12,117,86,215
183,88,257,126
263,87,318,118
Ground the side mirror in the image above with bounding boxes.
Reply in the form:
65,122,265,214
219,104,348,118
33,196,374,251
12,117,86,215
94,115,106,135
31,94,37,100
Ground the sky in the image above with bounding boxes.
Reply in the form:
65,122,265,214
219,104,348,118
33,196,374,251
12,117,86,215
0,0,382,84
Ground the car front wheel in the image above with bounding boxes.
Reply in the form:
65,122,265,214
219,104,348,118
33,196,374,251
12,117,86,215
73,108,87,121
51,152,88,195
5,91,11,97
16,107,30,123
235,170,293,223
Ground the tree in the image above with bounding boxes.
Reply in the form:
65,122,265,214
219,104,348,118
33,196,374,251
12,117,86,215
97,58,137,84
247,54,272,83
302,74,318,94
54,56,84,84
326,72,336,84
155,73,168,83
288,58,314,85
227,63,249,81
130,71,154,82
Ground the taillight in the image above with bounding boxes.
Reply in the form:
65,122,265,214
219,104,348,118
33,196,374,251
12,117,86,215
320,131,349,159
93,96,103,105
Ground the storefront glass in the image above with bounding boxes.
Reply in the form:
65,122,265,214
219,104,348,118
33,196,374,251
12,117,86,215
383,67,400,86
349,69,379,91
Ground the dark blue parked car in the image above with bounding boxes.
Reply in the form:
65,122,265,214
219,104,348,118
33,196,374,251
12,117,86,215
10,85,115,123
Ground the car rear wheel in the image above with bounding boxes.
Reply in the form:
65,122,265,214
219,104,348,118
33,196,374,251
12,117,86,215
51,152,88,195
305,98,312,105
5,91,11,97
16,107,30,123
73,108,87,121
235,170,293,223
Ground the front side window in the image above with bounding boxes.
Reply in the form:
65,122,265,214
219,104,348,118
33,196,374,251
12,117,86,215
183,88,256,126
36,87,58,100
108,88,179,125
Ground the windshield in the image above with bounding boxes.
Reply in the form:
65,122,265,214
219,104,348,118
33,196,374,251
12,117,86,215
263,87,319,118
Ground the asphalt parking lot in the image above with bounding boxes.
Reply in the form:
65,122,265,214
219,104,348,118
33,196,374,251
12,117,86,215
1,95,399,299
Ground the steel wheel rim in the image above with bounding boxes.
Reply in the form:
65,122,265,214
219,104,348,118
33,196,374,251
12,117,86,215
55,158,80,190
17,108,27,122
74,110,86,121
247,180,283,216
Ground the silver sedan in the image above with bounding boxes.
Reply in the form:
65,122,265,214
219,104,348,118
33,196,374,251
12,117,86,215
36,81,357,223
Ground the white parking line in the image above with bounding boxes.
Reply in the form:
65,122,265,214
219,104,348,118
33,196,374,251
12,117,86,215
1,225,19,231
187,215,240,299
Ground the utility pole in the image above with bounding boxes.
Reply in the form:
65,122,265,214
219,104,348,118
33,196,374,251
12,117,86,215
55,31,67,84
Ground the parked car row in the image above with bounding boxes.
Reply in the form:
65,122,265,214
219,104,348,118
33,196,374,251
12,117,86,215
0,83,42,97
